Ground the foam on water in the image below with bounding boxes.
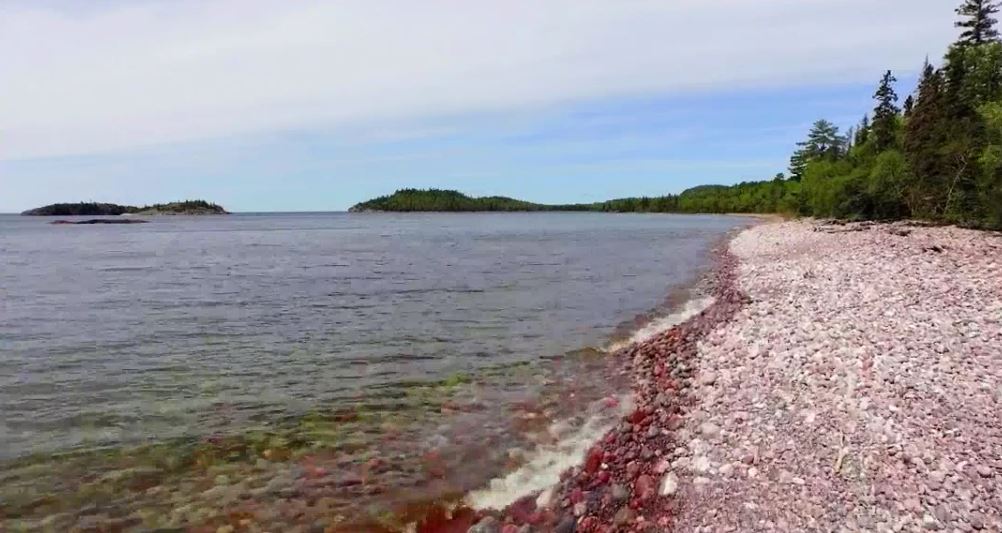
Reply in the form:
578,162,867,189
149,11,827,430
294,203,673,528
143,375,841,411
605,296,715,353
465,394,633,510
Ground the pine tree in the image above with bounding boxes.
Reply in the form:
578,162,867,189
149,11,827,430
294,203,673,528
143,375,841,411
872,71,901,151
789,120,845,180
855,115,871,146
903,95,915,116
956,0,1001,45
904,64,951,217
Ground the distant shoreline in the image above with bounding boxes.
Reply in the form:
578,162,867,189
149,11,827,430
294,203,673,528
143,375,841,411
349,188,786,216
21,200,228,216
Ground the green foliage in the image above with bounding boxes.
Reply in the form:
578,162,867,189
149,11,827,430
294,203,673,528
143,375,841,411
854,115,871,147
351,3,1002,229
21,202,134,216
138,200,227,214
789,119,846,180
872,71,901,151
351,184,803,216
676,179,800,215
977,101,1002,226
782,1,1002,229
956,0,1000,45
22,200,226,216
350,189,551,212
867,150,912,219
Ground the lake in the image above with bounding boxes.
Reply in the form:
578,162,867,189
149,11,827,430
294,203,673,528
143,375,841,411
0,212,749,528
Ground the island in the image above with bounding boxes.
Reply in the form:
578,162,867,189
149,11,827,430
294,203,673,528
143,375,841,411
348,184,796,215
349,189,583,212
22,200,228,216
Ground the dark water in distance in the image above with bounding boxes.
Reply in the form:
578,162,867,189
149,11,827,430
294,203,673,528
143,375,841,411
0,212,746,460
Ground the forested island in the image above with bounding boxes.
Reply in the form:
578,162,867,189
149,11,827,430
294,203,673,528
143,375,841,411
348,187,769,214
22,200,228,216
354,1,1002,230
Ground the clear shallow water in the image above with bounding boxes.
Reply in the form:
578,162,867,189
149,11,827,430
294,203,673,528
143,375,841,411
0,212,745,460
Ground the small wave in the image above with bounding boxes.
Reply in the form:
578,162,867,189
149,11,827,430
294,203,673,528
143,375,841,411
465,394,633,510
605,296,715,353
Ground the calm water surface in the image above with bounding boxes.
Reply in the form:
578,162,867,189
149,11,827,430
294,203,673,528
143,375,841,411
0,212,744,460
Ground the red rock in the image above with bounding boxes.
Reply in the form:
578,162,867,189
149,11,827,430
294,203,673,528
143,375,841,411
570,488,585,504
508,496,536,523
585,447,603,473
416,505,476,533
627,410,647,424
635,475,655,500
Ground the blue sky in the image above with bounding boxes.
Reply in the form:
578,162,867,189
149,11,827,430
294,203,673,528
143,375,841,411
0,1,955,212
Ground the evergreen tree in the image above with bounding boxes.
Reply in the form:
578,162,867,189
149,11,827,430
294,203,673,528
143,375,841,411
904,64,950,217
855,115,871,146
789,152,807,182
789,120,845,180
956,0,1001,45
903,95,915,116
872,71,901,151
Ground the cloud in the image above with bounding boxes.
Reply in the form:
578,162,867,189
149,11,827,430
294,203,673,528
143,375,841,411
0,0,956,160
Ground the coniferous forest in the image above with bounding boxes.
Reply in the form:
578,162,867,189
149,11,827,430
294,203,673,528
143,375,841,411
679,0,1002,228
353,1,1002,229
791,0,1002,229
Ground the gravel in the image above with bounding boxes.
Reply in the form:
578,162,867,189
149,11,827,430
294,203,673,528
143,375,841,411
672,220,1002,532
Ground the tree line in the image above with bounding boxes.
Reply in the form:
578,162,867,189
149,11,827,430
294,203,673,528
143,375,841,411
597,0,1002,227
23,200,227,216
788,0,1002,228
353,2,1001,227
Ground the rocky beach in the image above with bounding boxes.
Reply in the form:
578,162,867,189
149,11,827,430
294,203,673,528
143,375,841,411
468,220,1001,532
3,218,1000,532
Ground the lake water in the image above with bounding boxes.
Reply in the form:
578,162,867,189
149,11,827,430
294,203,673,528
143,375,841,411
0,212,748,528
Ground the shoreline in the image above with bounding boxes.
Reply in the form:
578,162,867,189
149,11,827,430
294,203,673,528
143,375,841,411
457,220,755,532
16,216,996,531
461,218,1001,532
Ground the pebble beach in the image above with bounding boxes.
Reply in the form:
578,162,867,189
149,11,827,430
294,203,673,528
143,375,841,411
673,220,1002,532
5,219,1000,532
475,220,1002,532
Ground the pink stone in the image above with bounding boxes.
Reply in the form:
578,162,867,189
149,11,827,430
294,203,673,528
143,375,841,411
635,474,656,500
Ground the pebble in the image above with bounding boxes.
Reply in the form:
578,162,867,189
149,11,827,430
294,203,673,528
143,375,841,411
614,506,635,525
660,473,679,496
699,422,721,439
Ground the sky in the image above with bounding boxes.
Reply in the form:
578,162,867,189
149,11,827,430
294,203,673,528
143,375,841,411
0,0,960,212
